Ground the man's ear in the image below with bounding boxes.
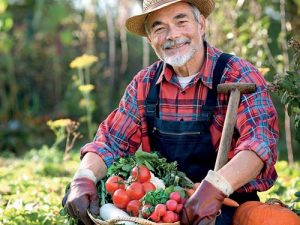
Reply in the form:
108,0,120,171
146,35,154,48
146,36,151,44
199,15,206,35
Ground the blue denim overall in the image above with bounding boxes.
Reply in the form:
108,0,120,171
145,53,259,225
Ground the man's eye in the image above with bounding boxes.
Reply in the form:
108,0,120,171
178,20,187,24
154,27,164,33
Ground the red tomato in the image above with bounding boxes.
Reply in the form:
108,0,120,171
131,165,151,183
112,189,130,209
126,200,141,217
166,199,178,211
105,176,125,195
126,182,145,200
142,182,156,193
169,192,181,203
162,211,175,223
141,204,152,218
154,204,167,217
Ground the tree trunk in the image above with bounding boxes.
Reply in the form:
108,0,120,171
280,0,294,165
104,2,116,110
117,1,129,75
82,0,97,54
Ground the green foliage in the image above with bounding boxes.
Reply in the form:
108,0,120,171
0,147,79,225
272,39,300,142
107,150,194,188
258,161,300,215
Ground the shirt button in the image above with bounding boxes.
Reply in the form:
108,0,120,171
180,118,184,121
181,91,186,95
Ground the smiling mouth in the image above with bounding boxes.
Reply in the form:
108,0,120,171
165,42,189,50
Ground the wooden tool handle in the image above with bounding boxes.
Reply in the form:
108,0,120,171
214,88,241,171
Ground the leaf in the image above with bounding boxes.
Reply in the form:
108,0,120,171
281,91,288,104
59,207,67,216
121,164,132,172
144,161,155,172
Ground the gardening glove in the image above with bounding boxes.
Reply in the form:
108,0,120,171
65,169,99,225
180,170,234,225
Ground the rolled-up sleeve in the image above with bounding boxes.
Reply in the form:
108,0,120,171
80,75,142,168
232,64,279,192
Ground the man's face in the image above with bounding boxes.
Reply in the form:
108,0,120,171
145,2,205,67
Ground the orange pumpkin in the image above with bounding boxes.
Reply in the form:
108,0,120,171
233,200,300,225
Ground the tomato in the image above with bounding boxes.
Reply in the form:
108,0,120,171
175,203,183,213
166,199,178,211
141,204,152,218
126,182,145,200
112,189,130,209
162,211,175,223
105,176,125,195
126,200,141,217
169,192,181,203
131,165,151,183
142,182,156,193
154,204,167,217
149,211,160,222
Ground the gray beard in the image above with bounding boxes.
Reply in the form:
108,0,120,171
163,47,196,67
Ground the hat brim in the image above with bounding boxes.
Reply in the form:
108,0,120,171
125,0,215,37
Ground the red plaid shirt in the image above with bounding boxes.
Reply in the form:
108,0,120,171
81,43,279,192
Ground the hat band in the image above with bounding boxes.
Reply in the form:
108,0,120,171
144,0,180,12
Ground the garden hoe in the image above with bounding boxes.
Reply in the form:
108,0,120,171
209,82,256,225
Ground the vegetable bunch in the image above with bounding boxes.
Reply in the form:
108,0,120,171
100,150,194,223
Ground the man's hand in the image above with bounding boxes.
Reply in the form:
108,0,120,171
65,177,99,225
180,170,234,225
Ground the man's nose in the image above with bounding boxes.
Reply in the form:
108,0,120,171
166,24,180,40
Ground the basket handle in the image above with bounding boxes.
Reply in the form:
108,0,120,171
87,210,180,225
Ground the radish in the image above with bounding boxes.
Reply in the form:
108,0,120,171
99,203,135,225
149,172,165,190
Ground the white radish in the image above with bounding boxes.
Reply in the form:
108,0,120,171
99,203,136,225
149,172,165,190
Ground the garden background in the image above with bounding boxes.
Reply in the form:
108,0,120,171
0,0,299,224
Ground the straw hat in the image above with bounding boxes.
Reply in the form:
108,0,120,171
125,0,215,36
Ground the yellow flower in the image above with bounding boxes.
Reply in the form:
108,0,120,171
70,54,98,69
258,67,270,76
79,99,89,108
47,119,72,128
0,1,8,14
79,84,95,93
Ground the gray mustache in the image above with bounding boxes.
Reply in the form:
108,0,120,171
163,38,191,49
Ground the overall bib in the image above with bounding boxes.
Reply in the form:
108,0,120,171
145,54,259,215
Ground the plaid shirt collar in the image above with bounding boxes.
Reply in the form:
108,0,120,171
156,41,221,90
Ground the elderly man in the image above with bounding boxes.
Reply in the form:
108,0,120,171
64,0,279,225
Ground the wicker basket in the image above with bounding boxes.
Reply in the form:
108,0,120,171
87,210,180,225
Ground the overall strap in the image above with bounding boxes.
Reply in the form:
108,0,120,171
204,53,233,110
145,62,164,130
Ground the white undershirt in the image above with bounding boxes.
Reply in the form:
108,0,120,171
176,73,198,89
